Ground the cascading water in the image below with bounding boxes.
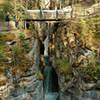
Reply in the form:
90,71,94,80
43,56,59,100
42,23,59,100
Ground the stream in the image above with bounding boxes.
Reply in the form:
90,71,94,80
43,56,59,100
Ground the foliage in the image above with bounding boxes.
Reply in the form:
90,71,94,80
0,33,16,41
18,32,30,52
0,41,6,59
78,18,95,48
12,45,23,55
11,44,33,71
0,0,14,20
0,50,4,60
78,65,100,82
19,32,25,40
55,58,72,74
0,32,32,76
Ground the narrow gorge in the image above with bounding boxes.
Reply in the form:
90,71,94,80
0,0,100,100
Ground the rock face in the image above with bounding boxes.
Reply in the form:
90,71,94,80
0,37,43,100
59,90,100,100
51,19,100,100
0,69,43,100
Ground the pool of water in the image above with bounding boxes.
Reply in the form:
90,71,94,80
44,93,58,100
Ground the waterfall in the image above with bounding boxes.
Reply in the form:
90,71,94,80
43,56,59,100
43,65,59,100
44,35,49,57
39,22,59,100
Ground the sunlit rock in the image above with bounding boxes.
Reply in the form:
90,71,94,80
0,74,12,99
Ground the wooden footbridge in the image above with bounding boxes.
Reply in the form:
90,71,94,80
23,3,100,21
24,7,72,21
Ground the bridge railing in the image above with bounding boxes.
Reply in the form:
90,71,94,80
25,9,72,20
23,3,100,20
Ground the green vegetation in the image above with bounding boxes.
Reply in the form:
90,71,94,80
55,58,72,74
78,65,100,82
18,32,30,52
0,0,14,20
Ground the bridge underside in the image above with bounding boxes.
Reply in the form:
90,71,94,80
23,19,64,22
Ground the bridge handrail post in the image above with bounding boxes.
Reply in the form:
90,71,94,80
56,9,58,20
40,9,43,19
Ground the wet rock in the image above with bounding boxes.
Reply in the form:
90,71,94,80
6,93,31,100
59,92,71,100
17,71,43,100
59,90,100,100
6,40,16,45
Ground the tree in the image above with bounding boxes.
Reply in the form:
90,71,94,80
0,0,14,20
